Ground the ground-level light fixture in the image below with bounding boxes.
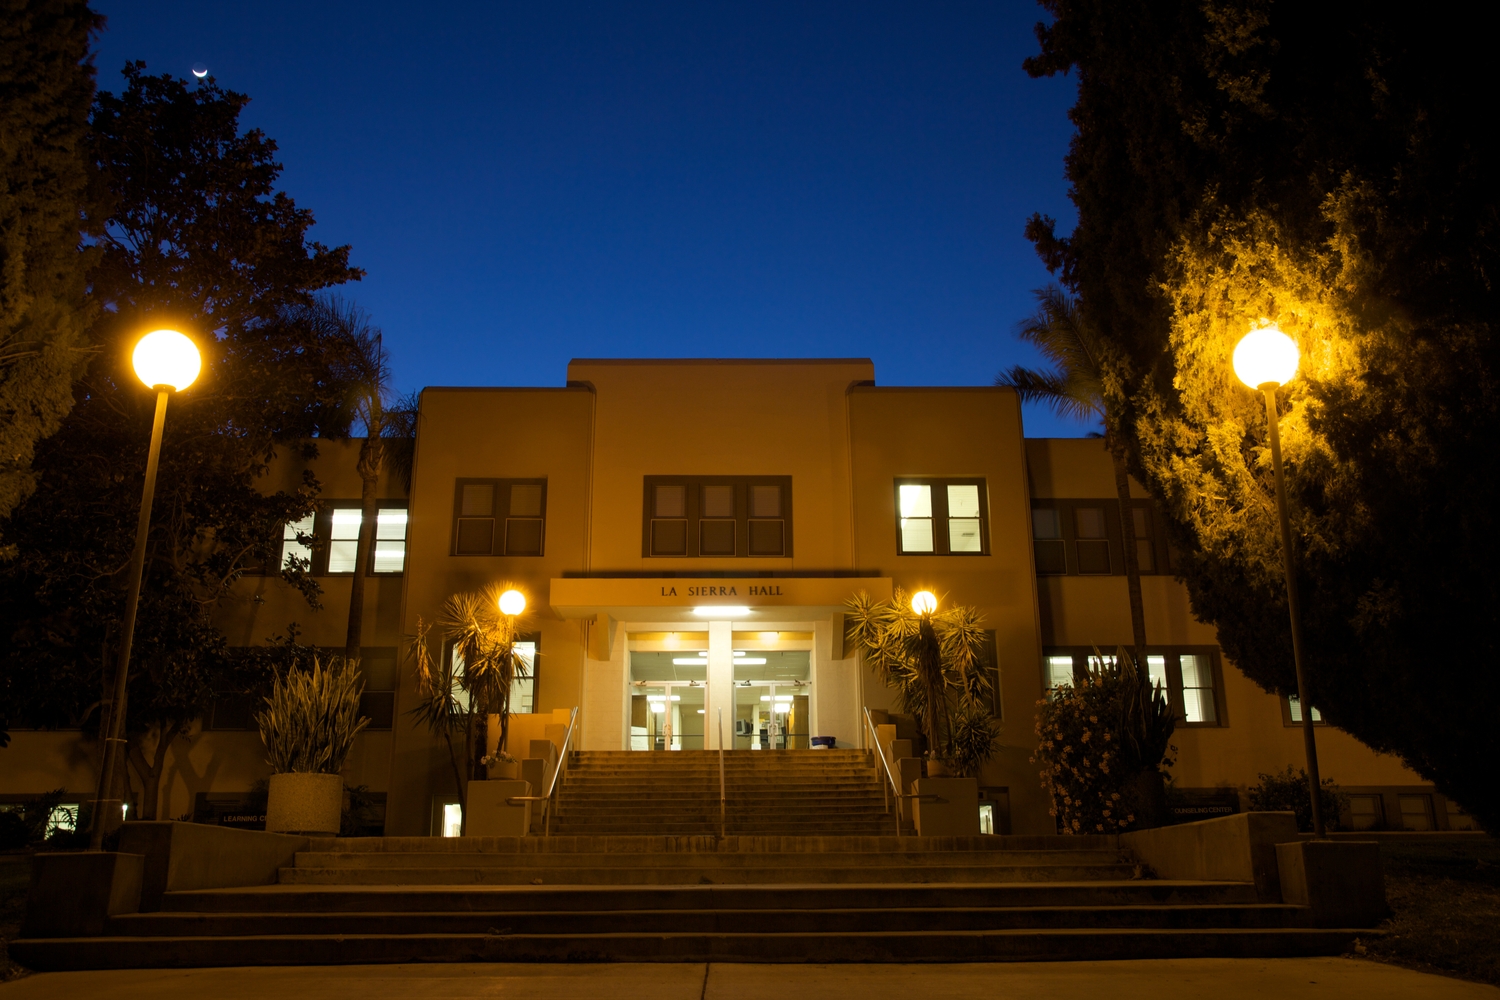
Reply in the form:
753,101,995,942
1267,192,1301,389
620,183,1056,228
90,327,202,850
498,589,526,616
1233,323,1325,838
692,606,750,616
910,590,937,615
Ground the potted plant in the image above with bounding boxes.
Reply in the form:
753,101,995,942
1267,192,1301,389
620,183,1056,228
482,751,521,780
256,656,369,835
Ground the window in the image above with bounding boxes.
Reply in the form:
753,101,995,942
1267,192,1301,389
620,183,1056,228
641,476,792,557
1445,799,1481,831
1030,500,1169,576
1285,695,1324,725
452,478,547,556
448,634,539,715
278,504,408,576
1398,794,1434,831
894,479,989,555
1045,647,1223,726
1347,794,1385,831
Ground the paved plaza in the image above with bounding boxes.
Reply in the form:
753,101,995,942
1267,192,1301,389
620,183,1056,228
2,958,1495,1000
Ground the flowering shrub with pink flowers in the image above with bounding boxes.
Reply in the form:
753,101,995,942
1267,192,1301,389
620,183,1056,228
1032,653,1175,834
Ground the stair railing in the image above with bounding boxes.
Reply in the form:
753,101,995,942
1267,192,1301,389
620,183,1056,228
864,706,908,837
506,705,579,836
717,708,727,839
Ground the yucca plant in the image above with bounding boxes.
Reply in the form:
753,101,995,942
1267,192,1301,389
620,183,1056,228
845,588,1001,776
256,656,370,774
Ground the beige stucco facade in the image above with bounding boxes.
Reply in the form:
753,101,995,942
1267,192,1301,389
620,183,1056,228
2,360,1462,837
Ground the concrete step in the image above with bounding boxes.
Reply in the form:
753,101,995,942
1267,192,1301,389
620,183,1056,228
302,834,1119,853
106,902,1310,937
160,881,1268,912
11,926,1368,970
292,849,1127,869
275,863,1142,885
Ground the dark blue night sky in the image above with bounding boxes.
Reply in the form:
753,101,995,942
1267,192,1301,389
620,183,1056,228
92,1,1092,437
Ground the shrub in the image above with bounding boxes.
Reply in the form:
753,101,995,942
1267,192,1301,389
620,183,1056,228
256,656,368,774
1033,653,1176,834
1248,766,1347,832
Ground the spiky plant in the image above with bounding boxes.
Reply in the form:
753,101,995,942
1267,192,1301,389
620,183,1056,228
845,588,1001,776
405,614,469,810
256,656,370,774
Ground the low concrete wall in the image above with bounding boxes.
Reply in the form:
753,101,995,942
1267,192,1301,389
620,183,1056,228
20,852,143,938
119,821,309,910
1119,811,1299,901
1277,839,1388,927
912,777,979,837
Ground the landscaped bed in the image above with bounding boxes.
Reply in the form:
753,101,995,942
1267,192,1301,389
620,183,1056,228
1355,835,1500,986
1,855,31,982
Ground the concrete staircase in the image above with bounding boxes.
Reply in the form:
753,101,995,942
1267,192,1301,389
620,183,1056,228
12,833,1368,968
552,749,892,836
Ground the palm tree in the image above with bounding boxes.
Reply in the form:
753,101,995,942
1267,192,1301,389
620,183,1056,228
296,298,416,663
997,286,1149,663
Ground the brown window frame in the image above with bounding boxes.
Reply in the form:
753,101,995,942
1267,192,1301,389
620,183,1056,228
1042,645,1226,728
1030,499,1172,577
451,478,548,557
893,478,991,556
640,476,793,558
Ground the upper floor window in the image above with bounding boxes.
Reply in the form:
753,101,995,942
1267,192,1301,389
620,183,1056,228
452,478,547,556
895,479,989,555
278,503,407,576
1031,499,1171,576
1284,694,1324,726
642,476,791,557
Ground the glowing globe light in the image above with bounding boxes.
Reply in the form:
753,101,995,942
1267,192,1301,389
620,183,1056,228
132,329,201,392
1233,326,1300,389
192,63,208,79
498,589,526,616
911,590,937,615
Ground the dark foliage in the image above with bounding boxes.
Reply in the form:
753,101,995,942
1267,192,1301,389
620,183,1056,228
0,65,361,817
1247,765,1346,834
1025,2,1500,829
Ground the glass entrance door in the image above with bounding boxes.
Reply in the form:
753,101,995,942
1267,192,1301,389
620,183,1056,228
731,649,810,749
628,646,707,750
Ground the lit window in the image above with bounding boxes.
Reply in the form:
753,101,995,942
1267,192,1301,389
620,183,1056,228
373,508,408,573
898,484,933,552
441,803,463,837
1046,655,1075,690
1288,695,1322,724
282,514,314,571
327,508,361,573
947,484,983,552
1179,654,1216,723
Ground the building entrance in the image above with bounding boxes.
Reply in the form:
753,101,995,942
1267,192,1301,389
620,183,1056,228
625,628,816,751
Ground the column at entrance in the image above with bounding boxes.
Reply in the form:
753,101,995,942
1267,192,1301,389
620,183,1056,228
705,620,733,750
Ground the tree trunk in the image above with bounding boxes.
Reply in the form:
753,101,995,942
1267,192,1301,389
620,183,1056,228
344,434,383,662
917,618,946,760
1109,447,1149,663
126,723,177,821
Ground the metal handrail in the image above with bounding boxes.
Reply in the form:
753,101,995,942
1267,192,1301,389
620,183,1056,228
864,706,908,836
505,705,579,836
717,708,727,839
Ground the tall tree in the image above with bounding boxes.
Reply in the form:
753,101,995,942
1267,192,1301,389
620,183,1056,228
0,0,102,538
0,65,362,817
998,286,1149,663
1023,4,1500,827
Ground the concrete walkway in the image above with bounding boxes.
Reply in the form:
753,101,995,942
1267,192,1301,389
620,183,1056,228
1,958,1495,999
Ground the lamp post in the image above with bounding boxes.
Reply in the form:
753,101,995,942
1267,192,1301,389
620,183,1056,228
89,329,202,850
1233,325,1326,839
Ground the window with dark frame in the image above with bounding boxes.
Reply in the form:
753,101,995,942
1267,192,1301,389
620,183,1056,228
452,478,547,556
1030,499,1169,577
641,476,792,557
1283,694,1325,726
1043,647,1224,726
275,503,408,577
895,478,989,556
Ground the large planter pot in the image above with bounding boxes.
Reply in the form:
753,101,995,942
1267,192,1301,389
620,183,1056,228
265,772,343,835
925,758,953,778
487,760,522,781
